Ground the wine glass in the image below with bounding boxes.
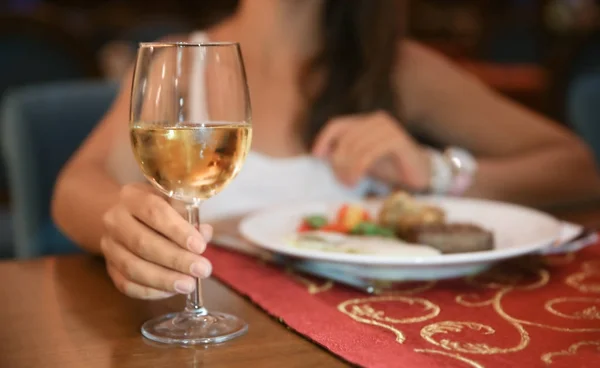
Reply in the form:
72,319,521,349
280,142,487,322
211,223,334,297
129,42,252,345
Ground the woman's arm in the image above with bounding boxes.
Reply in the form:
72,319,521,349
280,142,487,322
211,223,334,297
399,41,600,207
51,73,132,254
52,32,191,254
51,62,213,300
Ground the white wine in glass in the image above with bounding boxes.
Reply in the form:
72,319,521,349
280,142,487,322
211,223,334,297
131,122,252,202
129,42,252,345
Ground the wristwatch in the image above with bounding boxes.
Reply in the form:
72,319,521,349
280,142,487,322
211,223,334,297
444,147,477,195
427,147,477,196
427,148,453,194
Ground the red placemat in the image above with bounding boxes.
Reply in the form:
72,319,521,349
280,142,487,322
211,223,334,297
205,242,600,368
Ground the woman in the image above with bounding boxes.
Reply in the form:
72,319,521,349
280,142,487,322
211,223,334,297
52,0,600,299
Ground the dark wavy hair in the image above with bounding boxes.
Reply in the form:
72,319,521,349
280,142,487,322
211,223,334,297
300,0,404,146
189,0,404,147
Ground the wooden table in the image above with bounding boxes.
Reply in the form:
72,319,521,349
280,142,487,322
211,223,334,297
0,256,347,368
2,205,600,368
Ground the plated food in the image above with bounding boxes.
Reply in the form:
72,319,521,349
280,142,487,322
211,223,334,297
240,196,561,279
294,192,494,255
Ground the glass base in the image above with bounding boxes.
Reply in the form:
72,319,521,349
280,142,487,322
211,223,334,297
141,309,248,345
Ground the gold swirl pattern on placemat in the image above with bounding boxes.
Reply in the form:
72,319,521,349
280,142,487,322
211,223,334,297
455,294,495,308
327,245,600,366
414,349,484,368
420,320,529,354
545,298,600,320
419,269,553,355
454,267,600,336
338,296,440,344
565,261,600,293
541,340,600,365
487,272,600,334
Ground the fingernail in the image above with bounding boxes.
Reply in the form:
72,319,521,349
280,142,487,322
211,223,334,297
187,236,205,253
199,224,213,242
158,291,176,298
152,291,176,299
174,279,195,294
190,260,212,278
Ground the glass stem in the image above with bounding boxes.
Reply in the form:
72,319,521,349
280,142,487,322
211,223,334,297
185,203,207,315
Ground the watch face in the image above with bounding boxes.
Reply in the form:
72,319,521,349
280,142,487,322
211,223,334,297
447,148,477,173
444,147,476,196
428,149,453,194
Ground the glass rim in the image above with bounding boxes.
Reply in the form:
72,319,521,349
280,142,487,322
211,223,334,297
138,41,240,48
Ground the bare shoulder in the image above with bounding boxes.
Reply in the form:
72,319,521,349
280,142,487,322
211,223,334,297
399,40,447,67
397,41,488,122
398,40,479,81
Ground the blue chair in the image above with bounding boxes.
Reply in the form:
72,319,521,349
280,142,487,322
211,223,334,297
567,73,600,164
0,15,101,249
552,30,600,122
0,80,119,258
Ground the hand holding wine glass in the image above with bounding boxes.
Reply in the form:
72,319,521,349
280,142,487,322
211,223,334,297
118,41,252,345
101,182,213,300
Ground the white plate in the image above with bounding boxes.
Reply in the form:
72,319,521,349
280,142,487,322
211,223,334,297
238,196,563,280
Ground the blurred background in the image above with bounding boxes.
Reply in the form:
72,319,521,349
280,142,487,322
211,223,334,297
1,0,600,260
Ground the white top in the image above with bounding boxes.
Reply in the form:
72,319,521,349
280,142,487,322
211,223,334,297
108,31,387,222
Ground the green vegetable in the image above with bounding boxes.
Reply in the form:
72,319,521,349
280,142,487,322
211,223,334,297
351,222,396,238
361,222,380,235
304,215,328,229
376,227,396,238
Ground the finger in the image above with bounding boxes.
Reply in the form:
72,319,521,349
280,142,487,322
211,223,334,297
395,145,431,190
164,200,213,240
353,140,397,182
349,120,402,156
330,140,358,185
331,121,378,164
344,142,393,186
119,184,206,253
345,133,392,183
127,182,157,194
347,129,401,181
352,137,427,189
312,117,356,157
199,224,213,242
328,121,385,185
333,116,410,185
350,124,427,189
103,207,212,278
102,236,197,295
106,262,176,300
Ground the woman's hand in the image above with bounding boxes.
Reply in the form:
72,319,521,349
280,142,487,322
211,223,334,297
101,183,213,300
312,111,431,190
